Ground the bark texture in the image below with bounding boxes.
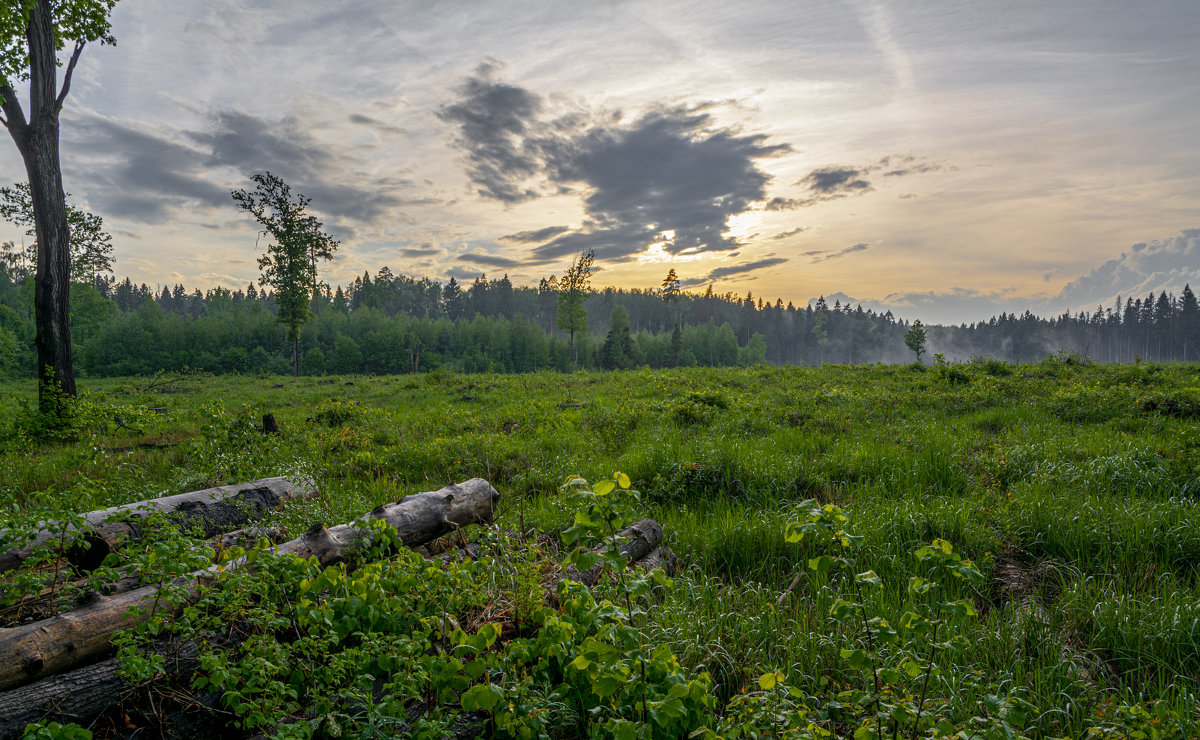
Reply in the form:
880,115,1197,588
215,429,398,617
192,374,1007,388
561,518,665,588
0,638,220,739
1,2,79,405
0,477,316,573
0,479,499,692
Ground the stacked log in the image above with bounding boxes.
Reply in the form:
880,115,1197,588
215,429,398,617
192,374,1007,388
0,478,500,694
0,479,682,738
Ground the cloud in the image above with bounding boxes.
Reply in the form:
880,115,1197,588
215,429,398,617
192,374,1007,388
680,256,788,287
458,251,525,269
63,114,230,223
768,155,946,211
772,227,807,240
763,197,803,211
801,243,869,262
188,110,408,225
397,246,441,258
1052,229,1200,308
348,113,405,134
59,107,418,236
437,62,545,204
440,66,790,264
854,229,1200,324
498,225,571,243
802,167,871,195
812,242,869,262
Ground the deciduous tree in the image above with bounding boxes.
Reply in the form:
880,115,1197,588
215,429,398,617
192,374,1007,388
231,172,339,376
0,181,113,285
556,250,594,365
2,0,120,409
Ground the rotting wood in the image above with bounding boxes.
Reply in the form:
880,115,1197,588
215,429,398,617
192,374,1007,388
0,478,500,692
0,477,317,573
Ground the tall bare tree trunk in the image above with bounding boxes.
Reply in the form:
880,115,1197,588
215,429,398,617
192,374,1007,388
1,2,81,411
292,337,299,376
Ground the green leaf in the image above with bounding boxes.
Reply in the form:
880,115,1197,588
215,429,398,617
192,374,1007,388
461,683,503,713
616,472,631,489
758,671,779,690
855,570,882,588
566,550,602,571
809,555,834,574
839,648,872,670
593,479,616,495
476,621,502,648
594,674,622,698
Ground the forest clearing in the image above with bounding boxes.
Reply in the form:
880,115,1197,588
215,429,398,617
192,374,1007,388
1,360,1197,738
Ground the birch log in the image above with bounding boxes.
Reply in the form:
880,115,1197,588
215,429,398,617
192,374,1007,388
0,478,500,692
0,477,317,573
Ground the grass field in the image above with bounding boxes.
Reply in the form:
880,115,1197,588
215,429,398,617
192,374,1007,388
2,359,1198,738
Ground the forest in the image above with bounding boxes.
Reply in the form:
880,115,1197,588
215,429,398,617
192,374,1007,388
1,261,1198,380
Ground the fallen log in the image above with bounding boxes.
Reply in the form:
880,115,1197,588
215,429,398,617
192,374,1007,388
0,477,316,573
0,637,224,739
0,478,500,692
557,518,666,588
634,546,679,578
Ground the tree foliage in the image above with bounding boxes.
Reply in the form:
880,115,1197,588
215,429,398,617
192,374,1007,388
601,305,635,370
231,172,338,376
905,320,927,362
0,181,113,285
556,250,594,365
1,0,120,406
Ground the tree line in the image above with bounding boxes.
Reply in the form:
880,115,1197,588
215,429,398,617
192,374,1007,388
1,259,1197,379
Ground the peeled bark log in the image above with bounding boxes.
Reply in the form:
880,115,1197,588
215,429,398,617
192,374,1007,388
0,477,316,573
0,479,499,692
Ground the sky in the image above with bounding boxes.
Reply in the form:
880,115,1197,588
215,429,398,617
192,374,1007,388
2,0,1199,325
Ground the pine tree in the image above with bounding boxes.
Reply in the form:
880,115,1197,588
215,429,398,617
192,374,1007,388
601,305,635,369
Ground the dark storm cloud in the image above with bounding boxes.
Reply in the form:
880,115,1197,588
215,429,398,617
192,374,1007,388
63,115,229,223
188,110,407,224
440,67,790,263
498,225,570,243
437,63,545,203
458,252,525,268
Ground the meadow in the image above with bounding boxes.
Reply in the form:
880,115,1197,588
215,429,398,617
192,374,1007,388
1,358,1198,738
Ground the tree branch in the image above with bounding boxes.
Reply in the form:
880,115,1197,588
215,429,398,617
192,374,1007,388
55,42,86,112
0,81,28,135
